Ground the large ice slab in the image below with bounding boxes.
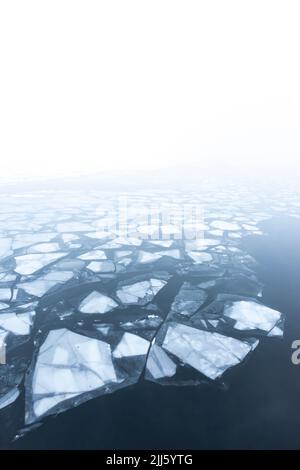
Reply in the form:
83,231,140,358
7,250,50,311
161,322,258,380
27,329,117,421
224,301,282,332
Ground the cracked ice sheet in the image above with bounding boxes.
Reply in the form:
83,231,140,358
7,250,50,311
224,301,283,333
160,322,258,380
116,279,167,305
27,329,118,422
169,282,207,317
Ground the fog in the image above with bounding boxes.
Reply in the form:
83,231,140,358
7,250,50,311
1,1,299,181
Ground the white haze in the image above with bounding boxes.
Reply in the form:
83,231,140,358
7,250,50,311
0,1,299,181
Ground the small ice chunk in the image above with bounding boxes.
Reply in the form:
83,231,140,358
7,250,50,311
267,325,284,337
208,320,219,327
224,301,282,332
188,252,213,263
209,230,224,237
242,224,258,231
210,221,240,231
198,280,216,289
95,325,110,336
113,332,150,358
185,239,219,251
78,250,107,260
146,344,176,379
149,240,174,248
114,237,142,247
228,232,242,239
116,279,167,305
156,249,181,260
15,253,67,275
162,322,256,380
86,261,115,273
137,251,162,264
114,250,132,259
85,231,111,240
78,291,118,314
0,330,8,351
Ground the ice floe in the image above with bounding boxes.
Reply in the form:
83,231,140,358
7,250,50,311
146,344,177,379
116,279,167,305
161,322,258,380
28,329,117,420
224,301,282,332
78,291,118,314
113,332,150,358
0,312,33,336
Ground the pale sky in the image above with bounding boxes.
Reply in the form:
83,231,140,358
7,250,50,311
0,1,299,179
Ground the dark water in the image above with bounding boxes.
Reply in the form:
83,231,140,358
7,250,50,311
4,216,300,450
